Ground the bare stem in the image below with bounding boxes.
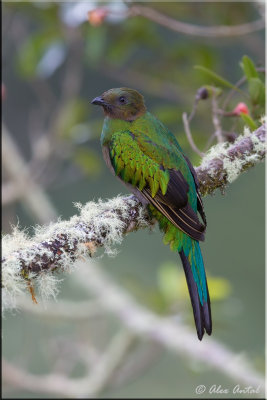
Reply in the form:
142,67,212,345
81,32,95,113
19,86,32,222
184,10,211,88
211,94,224,143
182,112,205,157
222,68,265,110
129,5,265,37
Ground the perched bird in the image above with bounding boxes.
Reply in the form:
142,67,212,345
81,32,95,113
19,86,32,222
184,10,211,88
92,88,212,340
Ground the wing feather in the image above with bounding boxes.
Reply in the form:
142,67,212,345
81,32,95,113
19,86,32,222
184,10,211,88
182,154,206,226
106,130,206,241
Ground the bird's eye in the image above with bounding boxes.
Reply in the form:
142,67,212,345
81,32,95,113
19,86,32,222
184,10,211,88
119,96,126,104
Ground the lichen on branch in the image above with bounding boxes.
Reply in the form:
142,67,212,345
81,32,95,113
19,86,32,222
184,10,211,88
1,123,266,311
196,123,266,195
2,196,150,311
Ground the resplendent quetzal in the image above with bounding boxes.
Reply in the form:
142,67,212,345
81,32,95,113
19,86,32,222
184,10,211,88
92,88,212,340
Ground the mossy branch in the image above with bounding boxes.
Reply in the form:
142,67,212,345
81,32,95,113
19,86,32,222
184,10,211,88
197,123,266,196
2,123,266,310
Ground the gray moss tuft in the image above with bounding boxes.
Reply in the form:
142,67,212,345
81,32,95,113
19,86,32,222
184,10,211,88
2,196,149,311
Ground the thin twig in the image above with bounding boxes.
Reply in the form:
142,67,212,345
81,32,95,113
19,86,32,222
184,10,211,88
222,68,265,110
222,76,247,110
211,94,224,143
188,96,200,122
129,5,265,37
182,112,205,157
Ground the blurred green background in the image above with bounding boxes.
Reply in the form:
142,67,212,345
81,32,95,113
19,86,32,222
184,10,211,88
2,1,265,398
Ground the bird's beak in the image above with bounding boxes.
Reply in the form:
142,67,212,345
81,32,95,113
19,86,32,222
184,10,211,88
91,96,105,106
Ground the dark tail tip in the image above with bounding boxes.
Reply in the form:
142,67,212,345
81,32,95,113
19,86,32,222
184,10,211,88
179,250,212,340
203,289,212,336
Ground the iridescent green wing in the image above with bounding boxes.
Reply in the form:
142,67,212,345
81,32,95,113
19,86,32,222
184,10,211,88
108,130,170,196
107,130,205,240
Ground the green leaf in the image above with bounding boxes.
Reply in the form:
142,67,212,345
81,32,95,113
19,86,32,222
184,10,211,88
241,55,259,80
194,65,243,93
248,78,265,106
240,113,258,130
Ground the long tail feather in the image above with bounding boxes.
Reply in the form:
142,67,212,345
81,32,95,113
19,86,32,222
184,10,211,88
179,242,212,340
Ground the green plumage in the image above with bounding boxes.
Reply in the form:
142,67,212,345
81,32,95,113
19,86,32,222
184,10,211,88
92,87,212,340
101,112,195,202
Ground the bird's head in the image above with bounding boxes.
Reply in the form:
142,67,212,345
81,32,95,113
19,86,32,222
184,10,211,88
91,88,146,121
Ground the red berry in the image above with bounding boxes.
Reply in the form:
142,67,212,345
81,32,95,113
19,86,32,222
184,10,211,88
87,8,108,26
233,102,249,115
